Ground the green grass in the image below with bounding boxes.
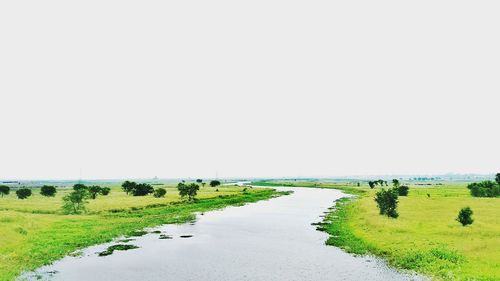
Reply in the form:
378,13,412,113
254,180,500,281
0,185,286,281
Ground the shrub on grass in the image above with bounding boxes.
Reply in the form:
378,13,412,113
374,188,399,218
457,207,473,226
397,185,409,196
100,187,111,196
62,189,88,214
0,185,10,197
467,181,500,197
368,181,375,189
153,188,167,198
16,188,32,199
209,180,221,187
40,185,57,197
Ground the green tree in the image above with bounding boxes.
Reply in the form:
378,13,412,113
374,188,399,218
100,187,111,196
40,185,57,197
16,188,32,199
196,179,203,183
457,207,473,226
392,179,400,188
495,173,500,185
177,183,199,201
0,185,10,197
62,189,88,214
121,181,136,195
153,188,167,198
209,180,221,188
368,181,375,189
131,183,154,196
73,183,87,191
88,185,102,199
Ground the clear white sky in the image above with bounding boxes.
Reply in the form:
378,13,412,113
1,1,499,180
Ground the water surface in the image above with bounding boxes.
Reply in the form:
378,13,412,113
22,186,423,281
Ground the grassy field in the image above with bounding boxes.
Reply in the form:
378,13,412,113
252,181,500,281
0,184,285,281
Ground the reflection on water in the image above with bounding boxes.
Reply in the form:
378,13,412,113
21,187,424,281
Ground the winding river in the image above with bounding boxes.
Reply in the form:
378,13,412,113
21,186,424,281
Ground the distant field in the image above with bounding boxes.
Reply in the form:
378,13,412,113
0,184,282,281
253,181,500,281
0,185,244,214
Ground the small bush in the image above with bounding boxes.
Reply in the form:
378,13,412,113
0,185,10,197
16,188,32,199
153,188,167,198
457,207,473,226
398,185,409,196
374,188,399,218
40,185,57,197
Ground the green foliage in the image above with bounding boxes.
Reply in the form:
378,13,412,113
100,187,111,196
496,173,500,185
73,183,87,191
16,188,32,199
40,185,57,197
209,180,221,187
322,198,372,254
131,183,154,196
457,207,474,226
120,181,153,196
392,179,400,188
196,179,203,183
368,181,375,188
62,189,88,214
0,185,10,197
121,181,136,195
98,244,139,256
398,185,409,196
177,183,200,201
88,185,103,199
374,188,399,218
467,181,500,197
153,188,167,198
